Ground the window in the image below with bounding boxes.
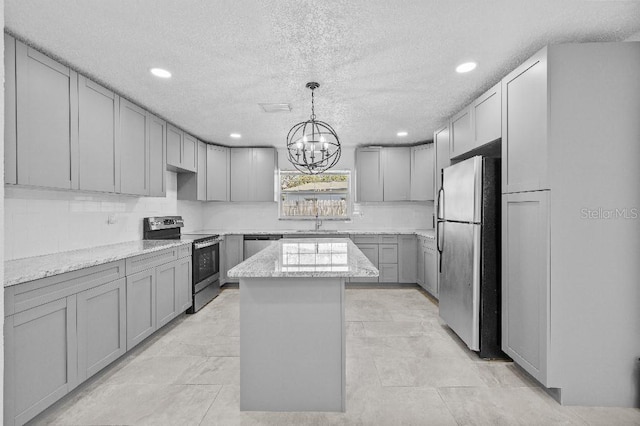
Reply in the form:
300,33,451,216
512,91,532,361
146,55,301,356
279,171,350,219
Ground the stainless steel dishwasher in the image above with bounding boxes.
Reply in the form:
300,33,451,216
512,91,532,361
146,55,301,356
243,235,283,259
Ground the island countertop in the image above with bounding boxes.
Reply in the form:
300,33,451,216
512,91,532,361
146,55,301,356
227,238,379,278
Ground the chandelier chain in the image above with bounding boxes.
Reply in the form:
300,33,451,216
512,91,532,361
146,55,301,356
310,89,316,121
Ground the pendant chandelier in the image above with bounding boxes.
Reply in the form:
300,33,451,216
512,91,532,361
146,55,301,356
286,82,341,174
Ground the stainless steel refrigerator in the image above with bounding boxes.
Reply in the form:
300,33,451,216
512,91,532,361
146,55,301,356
436,155,504,359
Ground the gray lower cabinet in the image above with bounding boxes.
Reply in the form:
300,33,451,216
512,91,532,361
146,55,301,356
423,239,438,297
223,235,244,282
416,240,425,286
156,257,192,328
4,296,78,426
397,235,417,283
126,268,156,350
77,278,126,383
175,257,193,312
349,243,379,283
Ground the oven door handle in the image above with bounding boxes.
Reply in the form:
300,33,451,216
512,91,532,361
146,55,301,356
194,240,218,250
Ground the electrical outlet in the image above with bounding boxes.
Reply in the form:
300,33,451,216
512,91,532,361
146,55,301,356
107,214,117,225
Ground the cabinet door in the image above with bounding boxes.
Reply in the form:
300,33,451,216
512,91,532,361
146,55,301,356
410,144,434,201
502,191,550,385
350,244,379,283
148,113,166,197
449,106,473,159
424,244,438,297
356,148,383,202
119,98,149,195
5,34,17,184
382,147,411,201
416,239,425,286
398,235,417,283
378,244,398,264
76,278,126,383
207,145,230,201
4,296,78,426
126,269,156,350
78,76,119,193
230,148,252,201
197,141,207,200
16,41,78,189
502,48,548,193
473,82,501,148
252,148,276,201
182,133,198,172
434,125,450,197
166,124,183,169
175,257,193,313
156,262,178,328
224,235,244,282
379,264,398,283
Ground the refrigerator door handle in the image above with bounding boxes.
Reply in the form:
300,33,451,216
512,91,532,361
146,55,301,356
437,221,444,273
437,169,445,220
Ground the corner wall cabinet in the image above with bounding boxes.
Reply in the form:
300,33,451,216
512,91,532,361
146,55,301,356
206,144,231,201
410,144,434,201
4,245,192,426
166,124,197,173
177,140,207,201
230,148,276,202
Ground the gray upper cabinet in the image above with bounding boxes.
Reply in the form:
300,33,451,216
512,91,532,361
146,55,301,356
166,124,182,170
119,98,149,195
5,33,17,184
177,140,207,201
15,40,79,190
230,147,276,202
355,148,383,202
434,125,450,196
502,48,549,193
76,278,126,383
383,147,411,201
206,144,230,201
166,124,197,173
78,76,120,193
472,82,501,148
183,133,198,172
449,106,473,159
410,144,434,201
147,112,167,197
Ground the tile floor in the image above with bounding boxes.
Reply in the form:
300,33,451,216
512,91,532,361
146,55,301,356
30,287,640,425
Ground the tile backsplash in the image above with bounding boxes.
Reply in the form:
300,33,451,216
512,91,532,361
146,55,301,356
4,172,202,260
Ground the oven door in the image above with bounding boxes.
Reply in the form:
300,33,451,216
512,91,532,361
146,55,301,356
193,240,220,287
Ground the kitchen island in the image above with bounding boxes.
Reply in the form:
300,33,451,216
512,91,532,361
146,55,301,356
227,238,378,412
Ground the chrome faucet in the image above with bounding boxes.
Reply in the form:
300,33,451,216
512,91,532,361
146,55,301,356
315,213,323,231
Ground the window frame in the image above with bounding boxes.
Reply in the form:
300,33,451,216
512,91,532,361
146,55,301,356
278,170,352,220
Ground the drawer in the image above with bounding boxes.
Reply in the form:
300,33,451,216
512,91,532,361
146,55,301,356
126,247,178,275
5,260,125,316
379,264,399,282
379,235,398,244
351,234,379,244
379,244,398,264
178,244,192,259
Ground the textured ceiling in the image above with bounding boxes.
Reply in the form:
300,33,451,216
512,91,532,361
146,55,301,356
6,0,640,148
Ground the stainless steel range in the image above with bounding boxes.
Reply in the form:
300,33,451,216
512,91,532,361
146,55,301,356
143,216,221,313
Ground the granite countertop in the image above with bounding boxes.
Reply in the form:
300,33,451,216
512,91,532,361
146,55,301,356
415,229,436,239
4,240,191,287
227,238,379,279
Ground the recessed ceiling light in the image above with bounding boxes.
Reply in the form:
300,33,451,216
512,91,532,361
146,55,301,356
397,131,408,137
230,133,241,139
456,62,477,73
150,68,172,78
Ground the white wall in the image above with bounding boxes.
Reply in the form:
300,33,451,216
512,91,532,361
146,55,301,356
4,172,203,260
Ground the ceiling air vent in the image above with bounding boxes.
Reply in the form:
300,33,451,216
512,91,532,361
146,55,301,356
259,103,292,113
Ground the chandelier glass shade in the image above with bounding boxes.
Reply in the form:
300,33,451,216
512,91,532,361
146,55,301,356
286,82,341,174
